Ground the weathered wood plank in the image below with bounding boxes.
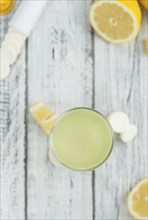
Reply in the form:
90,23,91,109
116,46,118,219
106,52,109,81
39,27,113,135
27,1,93,219
0,2,26,219
94,9,148,220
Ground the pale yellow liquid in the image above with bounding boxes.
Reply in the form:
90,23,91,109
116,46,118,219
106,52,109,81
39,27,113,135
51,109,113,171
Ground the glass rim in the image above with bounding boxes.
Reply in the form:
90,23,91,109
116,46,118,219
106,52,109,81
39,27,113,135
49,107,114,172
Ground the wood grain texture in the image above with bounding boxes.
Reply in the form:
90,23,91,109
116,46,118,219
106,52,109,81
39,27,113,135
1,1,147,220
0,2,26,219
94,9,148,220
27,1,93,219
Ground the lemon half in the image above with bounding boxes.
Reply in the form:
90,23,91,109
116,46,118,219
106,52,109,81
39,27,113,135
89,0,142,44
127,178,148,220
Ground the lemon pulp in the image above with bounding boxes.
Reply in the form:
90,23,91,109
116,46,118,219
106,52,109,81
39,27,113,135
89,0,141,43
127,178,148,220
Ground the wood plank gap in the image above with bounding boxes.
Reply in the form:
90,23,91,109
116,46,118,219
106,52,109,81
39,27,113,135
91,12,96,220
92,171,96,220
91,29,95,110
24,39,29,220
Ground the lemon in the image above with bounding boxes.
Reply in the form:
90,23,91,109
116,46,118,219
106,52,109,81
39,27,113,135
29,102,57,135
89,0,142,44
127,178,148,220
139,0,148,10
0,0,15,15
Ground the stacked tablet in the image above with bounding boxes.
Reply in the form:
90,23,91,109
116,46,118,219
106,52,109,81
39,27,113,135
0,27,26,79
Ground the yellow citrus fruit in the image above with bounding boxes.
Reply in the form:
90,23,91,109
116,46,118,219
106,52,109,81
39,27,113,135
89,0,142,44
139,0,148,10
29,102,57,135
127,178,148,220
0,0,15,14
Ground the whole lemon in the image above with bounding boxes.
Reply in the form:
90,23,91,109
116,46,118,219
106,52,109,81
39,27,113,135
139,0,148,10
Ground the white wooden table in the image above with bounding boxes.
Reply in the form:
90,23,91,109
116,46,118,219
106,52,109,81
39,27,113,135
0,1,148,219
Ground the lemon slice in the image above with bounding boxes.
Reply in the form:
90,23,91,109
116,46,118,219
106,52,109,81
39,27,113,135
29,102,57,135
127,178,148,220
89,0,141,44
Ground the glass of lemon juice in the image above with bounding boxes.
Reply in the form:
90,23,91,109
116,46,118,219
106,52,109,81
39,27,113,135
30,104,113,172
48,107,113,171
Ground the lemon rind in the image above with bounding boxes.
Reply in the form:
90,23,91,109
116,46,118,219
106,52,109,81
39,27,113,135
29,102,44,113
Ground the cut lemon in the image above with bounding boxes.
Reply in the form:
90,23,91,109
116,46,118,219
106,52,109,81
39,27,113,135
29,102,57,135
127,178,148,220
0,0,15,15
89,0,142,44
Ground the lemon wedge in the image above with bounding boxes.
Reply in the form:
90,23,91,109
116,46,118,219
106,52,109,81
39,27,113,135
127,178,148,220
29,102,57,135
89,0,142,44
